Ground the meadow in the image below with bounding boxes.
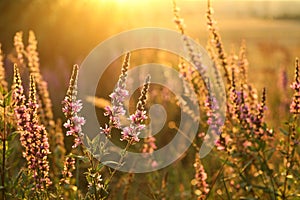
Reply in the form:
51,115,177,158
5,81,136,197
0,0,299,199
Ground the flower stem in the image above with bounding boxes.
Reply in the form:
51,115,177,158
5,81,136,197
107,140,132,184
1,99,6,200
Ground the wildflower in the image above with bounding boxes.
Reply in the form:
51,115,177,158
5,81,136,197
290,58,300,114
173,0,185,35
250,88,272,138
60,156,76,185
121,75,150,144
237,40,248,84
142,134,158,168
13,31,25,66
104,52,130,131
62,65,85,148
206,0,230,84
26,30,40,73
18,75,52,190
191,154,209,199
99,124,111,136
0,44,7,92
151,160,158,168
177,60,201,122
142,136,157,154
27,30,54,128
243,140,252,148
12,65,28,128
173,0,208,90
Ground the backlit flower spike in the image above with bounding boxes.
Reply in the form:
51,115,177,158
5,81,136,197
66,64,79,103
191,153,209,199
19,75,52,190
104,52,130,130
12,65,25,104
206,0,230,85
229,68,239,120
257,88,267,125
28,74,39,123
26,30,54,130
121,75,150,144
62,64,85,148
142,135,157,154
12,65,28,128
136,75,150,112
237,40,249,85
27,30,40,73
13,31,25,66
0,44,7,92
290,58,300,114
173,0,185,35
60,156,76,185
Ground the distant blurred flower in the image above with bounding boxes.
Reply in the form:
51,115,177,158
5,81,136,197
13,31,25,66
290,58,300,114
142,136,157,154
0,44,7,92
191,154,209,199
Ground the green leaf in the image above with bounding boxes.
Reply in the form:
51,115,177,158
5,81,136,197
280,128,289,136
7,131,19,142
101,161,119,166
241,159,253,172
71,155,89,162
266,148,276,161
4,91,12,107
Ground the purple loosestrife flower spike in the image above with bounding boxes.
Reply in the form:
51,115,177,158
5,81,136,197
0,44,7,92
62,65,85,148
18,75,52,190
104,52,130,131
60,156,76,185
12,65,28,128
206,0,230,84
13,31,25,66
191,153,209,199
26,30,54,129
121,75,150,144
290,58,300,114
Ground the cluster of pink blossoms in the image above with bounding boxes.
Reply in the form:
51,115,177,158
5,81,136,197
120,75,150,144
99,53,151,146
121,110,148,143
102,53,130,135
290,58,300,114
62,65,85,148
12,67,52,190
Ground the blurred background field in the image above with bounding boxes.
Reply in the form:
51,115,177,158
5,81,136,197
0,0,300,127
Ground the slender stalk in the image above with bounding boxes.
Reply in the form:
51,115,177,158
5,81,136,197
222,178,231,200
205,157,228,199
91,156,99,200
76,157,80,200
1,100,6,200
107,140,132,184
93,175,98,200
259,151,277,199
282,115,297,199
